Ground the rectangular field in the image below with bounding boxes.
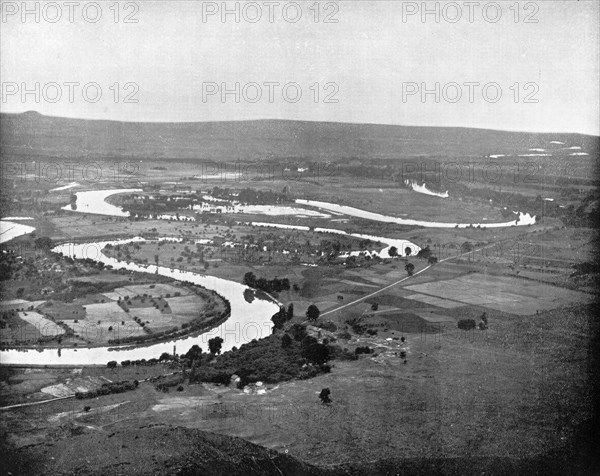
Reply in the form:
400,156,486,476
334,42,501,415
404,273,592,315
18,312,65,336
404,294,464,309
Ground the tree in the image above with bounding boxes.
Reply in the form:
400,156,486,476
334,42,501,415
301,336,329,364
405,247,412,257
479,312,488,330
159,352,172,362
319,388,331,404
371,302,379,311
34,236,54,251
405,262,415,276
107,360,117,369
306,304,320,321
417,246,431,259
388,246,398,258
271,308,287,330
208,336,224,355
290,323,307,341
185,344,202,361
286,303,294,320
243,271,257,288
281,333,293,348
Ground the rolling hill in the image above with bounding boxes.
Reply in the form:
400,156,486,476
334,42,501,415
1,112,597,162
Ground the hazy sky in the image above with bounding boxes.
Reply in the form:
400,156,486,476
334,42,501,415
1,0,598,134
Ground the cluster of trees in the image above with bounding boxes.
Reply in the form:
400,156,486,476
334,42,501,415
388,246,414,258
155,375,185,392
119,193,196,218
416,246,438,264
120,354,175,366
346,317,367,335
458,312,489,331
75,379,138,399
271,304,294,330
243,272,290,294
235,187,290,205
188,326,331,388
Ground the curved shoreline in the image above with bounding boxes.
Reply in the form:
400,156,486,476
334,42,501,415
1,283,232,352
0,237,279,366
295,199,536,228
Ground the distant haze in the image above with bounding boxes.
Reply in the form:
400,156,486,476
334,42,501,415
1,1,598,135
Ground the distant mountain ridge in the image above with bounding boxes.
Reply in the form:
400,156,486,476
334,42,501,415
1,112,597,161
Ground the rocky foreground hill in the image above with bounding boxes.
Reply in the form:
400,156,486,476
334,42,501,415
2,419,598,476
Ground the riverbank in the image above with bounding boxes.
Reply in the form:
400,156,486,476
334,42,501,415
0,237,279,366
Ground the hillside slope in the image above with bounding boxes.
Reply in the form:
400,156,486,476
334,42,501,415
2,112,596,161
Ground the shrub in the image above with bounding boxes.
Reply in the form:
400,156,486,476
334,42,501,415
327,344,357,361
457,319,477,330
316,321,337,332
355,346,373,355
289,323,307,341
281,333,293,348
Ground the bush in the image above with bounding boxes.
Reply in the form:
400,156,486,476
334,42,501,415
327,344,358,361
281,333,293,348
289,323,307,341
457,319,477,330
315,321,337,332
355,346,373,355
155,375,184,392
76,380,137,399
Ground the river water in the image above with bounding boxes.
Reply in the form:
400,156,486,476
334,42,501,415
0,188,536,365
0,238,278,366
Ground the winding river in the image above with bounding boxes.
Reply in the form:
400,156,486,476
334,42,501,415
0,238,279,366
295,199,536,228
0,188,537,365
